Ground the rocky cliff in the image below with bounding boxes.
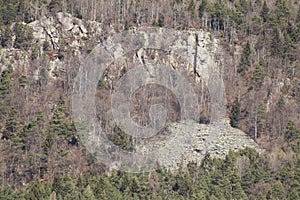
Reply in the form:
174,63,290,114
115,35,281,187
0,12,262,171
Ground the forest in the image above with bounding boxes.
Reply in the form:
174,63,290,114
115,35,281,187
0,0,300,199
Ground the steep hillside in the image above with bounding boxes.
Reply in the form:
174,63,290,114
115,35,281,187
0,0,300,199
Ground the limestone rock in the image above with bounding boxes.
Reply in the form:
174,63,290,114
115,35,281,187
57,12,73,31
136,120,263,170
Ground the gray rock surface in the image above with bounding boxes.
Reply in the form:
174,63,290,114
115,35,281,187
136,120,263,170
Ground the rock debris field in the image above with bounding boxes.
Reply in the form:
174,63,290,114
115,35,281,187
136,120,263,170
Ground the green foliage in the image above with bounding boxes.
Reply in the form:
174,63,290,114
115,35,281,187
0,26,12,47
111,125,132,151
25,180,52,200
52,175,77,199
0,69,12,97
270,181,285,199
43,132,54,153
277,96,285,109
285,120,300,142
97,77,106,89
0,146,299,200
13,23,34,50
287,180,300,199
206,0,227,19
0,1,19,25
18,75,28,88
238,41,251,74
252,63,266,88
235,0,250,16
252,14,262,34
3,107,27,148
81,185,96,200
48,94,78,145
284,120,300,153
230,98,241,128
274,0,290,25
0,186,16,200
239,147,260,162
230,9,245,27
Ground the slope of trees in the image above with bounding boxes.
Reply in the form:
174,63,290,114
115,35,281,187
0,0,300,199
0,146,299,199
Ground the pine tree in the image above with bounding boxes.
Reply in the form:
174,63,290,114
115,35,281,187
238,41,251,74
232,179,247,199
13,23,33,50
111,125,132,151
252,64,265,88
52,175,77,199
3,108,27,148
285,120,299,142
81,185,96,200
270,28,283,57
0,26,12,47
287,180,300,200
0,186,15,200
25,180,51,200
0,69,12,97
271,181,286,199
230,98,241,128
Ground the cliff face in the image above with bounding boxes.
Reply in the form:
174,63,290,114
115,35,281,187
0,13,261,172
68,26,261,171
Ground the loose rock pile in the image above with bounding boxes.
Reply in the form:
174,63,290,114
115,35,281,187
136,120,263,170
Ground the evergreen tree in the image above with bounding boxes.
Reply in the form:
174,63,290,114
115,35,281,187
0,186,15,200
111,125,132,151
81,185,96,200
271,181,286,199
252,64,265,88
0,26,12,47
25,180,52,200
48,94,77,145
238,41,251,74
13,23,34,50
231,176,247,200
230,98,241,128
270,28,283,57
0,69,12,97
3,108,27,148
285,120,299,142
52,175,77,199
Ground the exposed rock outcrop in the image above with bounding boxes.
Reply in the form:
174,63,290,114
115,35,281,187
28,12,95,51
0,13,262,171
73,26,262,171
